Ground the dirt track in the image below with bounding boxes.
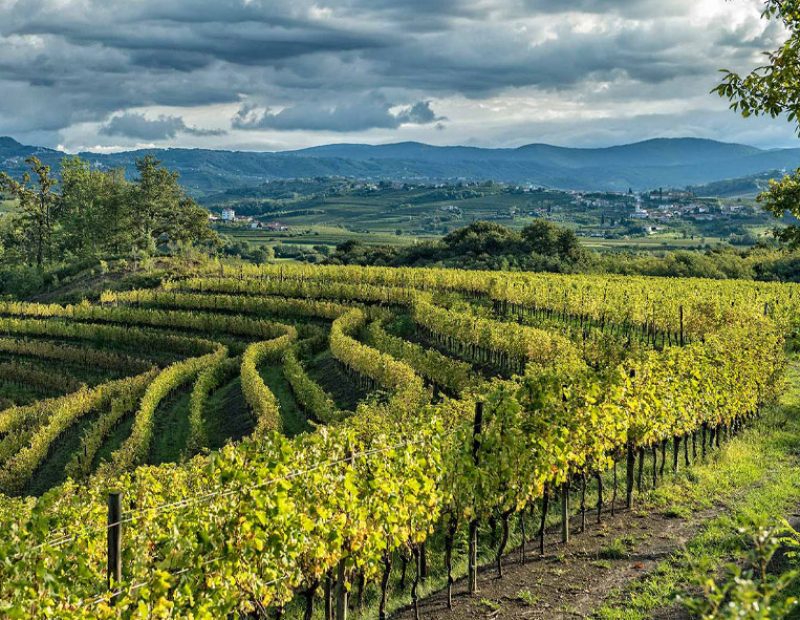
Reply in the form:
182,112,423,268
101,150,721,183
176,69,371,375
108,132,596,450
392,501,714,619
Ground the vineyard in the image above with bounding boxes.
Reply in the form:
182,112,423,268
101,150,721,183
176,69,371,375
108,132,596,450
0,263,796,619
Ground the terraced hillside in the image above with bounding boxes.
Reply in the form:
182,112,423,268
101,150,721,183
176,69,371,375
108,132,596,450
0,263,797,618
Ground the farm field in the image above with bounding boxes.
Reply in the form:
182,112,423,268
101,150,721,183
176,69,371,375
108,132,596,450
205,185,547,237
220,224,434,250
222,224,733,254
0,262,797,618
583,234,728,251
205,181,777,249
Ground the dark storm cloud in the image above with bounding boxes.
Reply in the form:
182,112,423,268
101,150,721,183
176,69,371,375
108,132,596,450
0,0,789,146
99,112,225,140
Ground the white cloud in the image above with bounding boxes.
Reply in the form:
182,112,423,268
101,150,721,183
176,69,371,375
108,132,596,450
0,0,795,151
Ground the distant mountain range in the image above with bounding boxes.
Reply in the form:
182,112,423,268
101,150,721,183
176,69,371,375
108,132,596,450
1,136,799,195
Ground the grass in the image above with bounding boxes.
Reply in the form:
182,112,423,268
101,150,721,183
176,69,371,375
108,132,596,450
221,225,430,250
479,597,501,611
305,350,370,411
584,235,727,251
204,377,254,450
517,589,541,606
25,407,105,496
594,357,800,619
598,538,630,560
93,413,135,469
259,364,311,438
148,386,192,465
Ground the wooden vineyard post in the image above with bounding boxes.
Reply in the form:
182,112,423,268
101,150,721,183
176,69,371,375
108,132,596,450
561,481,570,544
652,445,658,488
335,558,348,620
595,472,603,523
684,434,690,467
580,474,587,533
539,485,549,554
411,547,421,620
672,436,680,473
445,520,456,609
107,491,122,606
611,460,617,516
625,443,635,510
679,305,684,347
324,571,333,620
468,401,484,595
336,450,354,620
626,367,637,510
637,448,645,493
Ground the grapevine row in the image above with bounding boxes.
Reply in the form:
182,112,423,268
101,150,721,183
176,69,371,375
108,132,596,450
100,347,228,475
241,327,298,435
0,265,790,618
282,348,343,425
364,319,477,396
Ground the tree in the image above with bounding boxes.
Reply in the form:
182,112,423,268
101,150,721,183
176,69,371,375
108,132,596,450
0,155,217,273
0,157,59,269
60,157,130,259
125,155,218,254
441,221,522,255
716,0,800,245
521,220,560,255
251,245,275,264
521,220,584,261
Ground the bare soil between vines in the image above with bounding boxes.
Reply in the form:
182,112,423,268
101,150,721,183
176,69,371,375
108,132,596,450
392,502,715,619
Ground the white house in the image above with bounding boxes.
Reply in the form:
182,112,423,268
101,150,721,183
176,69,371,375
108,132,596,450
221,208,236,222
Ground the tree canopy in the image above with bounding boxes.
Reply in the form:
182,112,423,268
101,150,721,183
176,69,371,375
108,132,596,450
0,155,217,271
716,0,800,246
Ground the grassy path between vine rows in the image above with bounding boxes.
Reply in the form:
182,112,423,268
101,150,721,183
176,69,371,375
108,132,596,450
391,356,800,620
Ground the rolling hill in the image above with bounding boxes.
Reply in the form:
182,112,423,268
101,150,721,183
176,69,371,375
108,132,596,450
2,135,800,195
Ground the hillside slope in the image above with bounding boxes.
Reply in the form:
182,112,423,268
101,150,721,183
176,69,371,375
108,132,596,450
2,136,800,194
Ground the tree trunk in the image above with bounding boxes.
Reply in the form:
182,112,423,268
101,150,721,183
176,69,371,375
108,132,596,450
684,433,690,467
702,423,707,459
580,474,587,533
412,547,421,620
637,448,645,493
379,554,392,620
496,510,512,578
672,436,680,474
626,444,635,509
335,559,348,620
445,520,456,609
652,445,658,488
539,487,549,554
303,584,318,620
561,482,570,544
611,460,618,516
468,519,479,594
420,542,428,582
595,472,603,523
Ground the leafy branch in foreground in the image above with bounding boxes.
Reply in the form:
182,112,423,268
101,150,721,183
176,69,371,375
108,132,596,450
680,519,800,619
716,0,800,246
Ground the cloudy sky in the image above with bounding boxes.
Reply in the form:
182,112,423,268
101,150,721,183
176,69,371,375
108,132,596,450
0,0,795,152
